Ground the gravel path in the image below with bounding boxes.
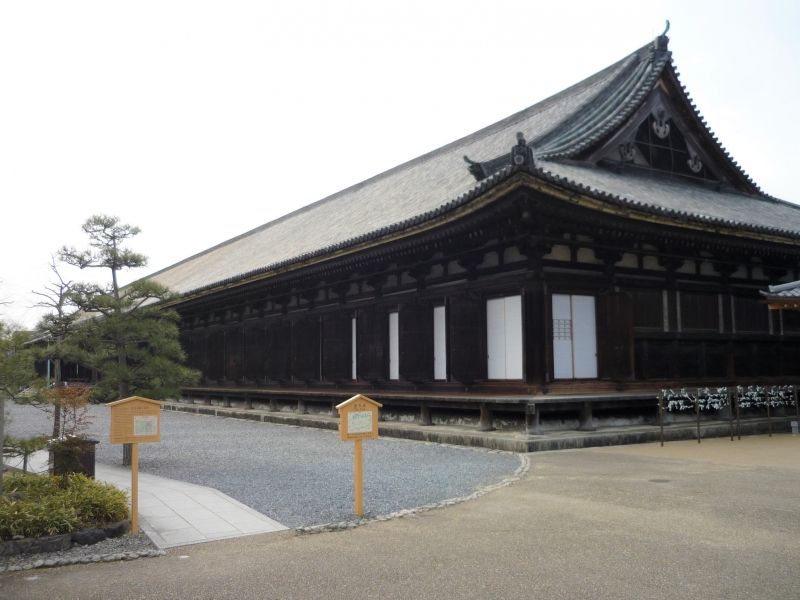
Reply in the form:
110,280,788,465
4,401,521,528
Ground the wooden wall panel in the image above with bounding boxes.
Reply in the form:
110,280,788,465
449,294,486,383
597,292,634,380
357,306,387,382
244,324,266,382
680,292,718,331
190,331,208,374
628,288,663,330
399,302,433,382
292,317,320,382
733,295,769,333
207,330,224,381
322,312,351,382
265,320,291,382
224,327,244,382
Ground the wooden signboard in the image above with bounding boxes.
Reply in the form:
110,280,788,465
109,396,162,444
108,396,163,535
336,394,381,441
336,394,382,516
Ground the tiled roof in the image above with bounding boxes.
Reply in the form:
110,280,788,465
146,35,800,299
762,281,800,299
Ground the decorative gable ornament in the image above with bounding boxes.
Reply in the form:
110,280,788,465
652,110,671,139
687,147,703,174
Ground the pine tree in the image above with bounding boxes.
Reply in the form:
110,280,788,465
60,215,197,464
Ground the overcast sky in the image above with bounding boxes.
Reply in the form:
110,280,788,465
2,1,798,328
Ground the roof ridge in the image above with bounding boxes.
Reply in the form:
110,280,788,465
533,43,660,154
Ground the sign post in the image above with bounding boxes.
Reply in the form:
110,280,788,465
108,396,162,534
336,394,382,517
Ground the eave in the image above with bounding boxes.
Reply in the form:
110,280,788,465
163,166,800,309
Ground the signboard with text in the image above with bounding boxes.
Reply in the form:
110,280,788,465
108,396,163,445
336,394,382,441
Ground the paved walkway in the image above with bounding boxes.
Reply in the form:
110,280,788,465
3,451,288,549
96,464,287,548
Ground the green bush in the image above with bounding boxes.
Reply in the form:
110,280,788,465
64,475,129,524
0,496,79,539
0,473,129,540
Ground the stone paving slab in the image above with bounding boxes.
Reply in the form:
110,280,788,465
95,464,288,549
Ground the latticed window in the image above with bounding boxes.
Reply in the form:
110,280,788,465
634,114,717,182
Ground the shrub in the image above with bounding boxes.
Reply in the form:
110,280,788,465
0,496,79,539
0,473,129,540
64,475,129,524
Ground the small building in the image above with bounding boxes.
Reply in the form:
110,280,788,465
147,31,800,427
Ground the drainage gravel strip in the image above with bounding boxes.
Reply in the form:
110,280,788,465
0,534,164,573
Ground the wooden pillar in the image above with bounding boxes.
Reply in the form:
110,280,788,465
577,401,596,431
297,398,307,414
223,395,231,408
419,402,433,426
523,281,547,389
269,397,278,412
479,403,495,432
244,395,252,410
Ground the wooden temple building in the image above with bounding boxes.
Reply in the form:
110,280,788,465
147,32,800,430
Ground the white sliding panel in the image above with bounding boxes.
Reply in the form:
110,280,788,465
487,295,523,379
389,311,399,380
552,294,597,379
351,316,357,380
571,295,598,378
552,294,574,379
433,305,447,380
487,298,506,379
504,295,523,379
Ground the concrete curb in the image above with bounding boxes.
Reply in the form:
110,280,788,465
163,401,797,453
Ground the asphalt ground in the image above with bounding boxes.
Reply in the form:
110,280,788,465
3,434,798,600
4,402,521,527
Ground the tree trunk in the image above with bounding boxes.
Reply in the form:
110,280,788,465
118,341,132,466
52,359,62,439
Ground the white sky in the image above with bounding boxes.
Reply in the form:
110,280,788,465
2,1,799,328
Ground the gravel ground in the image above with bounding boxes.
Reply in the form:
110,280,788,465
4,402,522,528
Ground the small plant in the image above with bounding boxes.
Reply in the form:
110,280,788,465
43,385,94,438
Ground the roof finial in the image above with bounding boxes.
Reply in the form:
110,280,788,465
511,132,535,168
654,19,670,51
463,155,488,181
